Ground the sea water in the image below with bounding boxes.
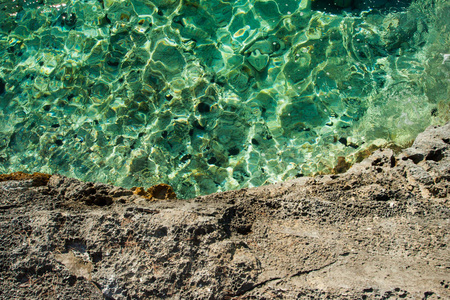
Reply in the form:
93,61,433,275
0,0,448,198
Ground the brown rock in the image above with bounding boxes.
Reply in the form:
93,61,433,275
0,171,51,186
333,156,352,174
132,183,177,200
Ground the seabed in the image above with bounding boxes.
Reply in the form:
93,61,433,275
0,0,449,198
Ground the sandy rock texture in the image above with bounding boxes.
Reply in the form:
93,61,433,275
1,123,449,299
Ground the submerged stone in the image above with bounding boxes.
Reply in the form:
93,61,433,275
247,50,269,72
0,172,51,186
132,184,177,200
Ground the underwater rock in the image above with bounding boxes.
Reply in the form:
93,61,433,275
132,183,176,200
254,0,281,21
332,156,352,173
381,12,424,53
151,39,185,75
247,50,270,72
105,0,137,22
0,171,51,186
243,36,286,57
280,96,328,133
57,13,77,29
228,69,251,92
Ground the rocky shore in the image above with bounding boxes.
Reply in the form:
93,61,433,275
1,123,449,299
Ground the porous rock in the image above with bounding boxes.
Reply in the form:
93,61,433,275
0,123,449,299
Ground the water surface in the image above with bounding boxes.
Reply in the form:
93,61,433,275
0,0,449,198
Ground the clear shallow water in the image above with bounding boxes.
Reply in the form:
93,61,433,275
0,0,449,198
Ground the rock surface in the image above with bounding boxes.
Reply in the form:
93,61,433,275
1,123,449,299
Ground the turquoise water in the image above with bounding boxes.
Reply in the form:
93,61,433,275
0,0,449,198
